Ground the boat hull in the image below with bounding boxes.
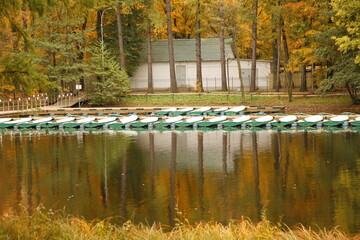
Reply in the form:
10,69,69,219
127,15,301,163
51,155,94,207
323,120,346,127
350,121,360,126
175,122,196,128
153,122,173,128
224,111,242,116
246,121,271,127
197,121,223,127
17,123,38,128
130,122,153,128
172,111,190,116
297,121,320,127
222,121,247,127
271,121,295,127
0,123,16,128
62,123,82,128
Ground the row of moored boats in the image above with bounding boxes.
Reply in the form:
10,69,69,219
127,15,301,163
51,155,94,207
0,106,359,130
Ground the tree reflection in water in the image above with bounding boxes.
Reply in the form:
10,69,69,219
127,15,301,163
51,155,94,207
0,130,359,233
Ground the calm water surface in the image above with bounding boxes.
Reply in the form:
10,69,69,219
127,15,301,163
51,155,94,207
0,129,359,233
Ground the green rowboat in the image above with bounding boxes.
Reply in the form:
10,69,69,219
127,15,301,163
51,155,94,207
197,116,228,127
247,115,274,127
172,107,194,116
153,116,183,128
175,116,204,128
189,107,212,116
130,117,159,128
63,117,96,128
155,107,177,116
40,117,76,128
270,115,297,127
0,117,32,128
297,115,323,127
84,117,117,128
323,115,349,127
207,107,229,116
17,117,53,128
224,106,246,116
108,115,139,129
222,116,251,127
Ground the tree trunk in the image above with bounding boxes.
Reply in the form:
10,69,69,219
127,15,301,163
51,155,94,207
272,35,278,89
300,64,308,91
195,0,204,92
282,28,293,102
276,21,282,91
345,82,360,104
231,29,245,103
275,0,282,92
165,0,178,93
250,0,258,92
147,19,154,93
219,0,227,91
116,2,126,71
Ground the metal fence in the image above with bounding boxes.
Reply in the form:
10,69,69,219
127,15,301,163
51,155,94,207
132,76,270,92
0,93,78,112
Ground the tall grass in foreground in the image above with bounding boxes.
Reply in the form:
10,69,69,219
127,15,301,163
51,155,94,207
0,207,358,240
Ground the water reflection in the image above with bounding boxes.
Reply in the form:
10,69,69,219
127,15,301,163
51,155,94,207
0,130,359,233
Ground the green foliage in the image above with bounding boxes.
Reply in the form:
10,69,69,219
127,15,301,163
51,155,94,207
104,3,145,77
320,53,360,104
331,0,360,65
86,41,130,105
0,51,55,97
32,6,89,89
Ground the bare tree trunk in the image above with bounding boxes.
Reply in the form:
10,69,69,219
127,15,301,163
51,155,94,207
282,28,293,102
165,0,178,93
300,64,308,92
195,0,204,92
219,0,227,91
231,29,245,103
275,0,282,92
116,2,126,70
276,23,282,91
272,36,278,89
147,19,154,93
250,0,258,92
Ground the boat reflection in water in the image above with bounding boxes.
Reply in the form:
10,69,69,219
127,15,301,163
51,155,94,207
0,129,359,233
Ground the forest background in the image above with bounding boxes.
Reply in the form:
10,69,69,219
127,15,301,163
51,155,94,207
0,0,359,105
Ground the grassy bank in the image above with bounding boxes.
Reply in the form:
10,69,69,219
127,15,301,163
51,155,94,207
119,93,358,114
0,208,358,240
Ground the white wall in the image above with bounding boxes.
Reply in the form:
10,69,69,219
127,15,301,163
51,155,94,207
131,59,271,91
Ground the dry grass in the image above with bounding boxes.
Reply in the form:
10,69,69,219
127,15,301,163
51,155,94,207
0,207,359,240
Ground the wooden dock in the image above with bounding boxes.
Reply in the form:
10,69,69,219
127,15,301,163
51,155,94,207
41,106,285,116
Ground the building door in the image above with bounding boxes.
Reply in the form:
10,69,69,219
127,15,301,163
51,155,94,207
176,65,186,87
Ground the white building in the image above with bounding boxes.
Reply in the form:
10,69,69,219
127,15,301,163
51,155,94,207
131,38,271,91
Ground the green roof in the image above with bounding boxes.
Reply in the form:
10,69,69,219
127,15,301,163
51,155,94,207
149,38,233,62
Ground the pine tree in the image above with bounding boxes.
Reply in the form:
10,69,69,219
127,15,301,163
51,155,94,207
86,41,130,105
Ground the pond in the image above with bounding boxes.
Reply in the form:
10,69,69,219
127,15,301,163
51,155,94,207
0,129,359,233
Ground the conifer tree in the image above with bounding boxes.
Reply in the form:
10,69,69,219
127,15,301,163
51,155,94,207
86,41,130,105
